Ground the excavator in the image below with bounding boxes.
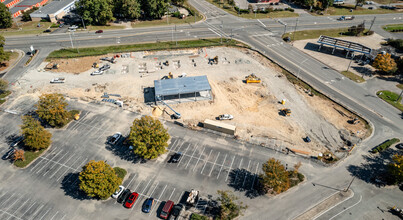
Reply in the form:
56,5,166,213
245,73,261,83
208,56,218,65
280,108,291,116
161,72,174,80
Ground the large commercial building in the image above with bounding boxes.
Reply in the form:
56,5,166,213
30,0,78,22
2,0,48,17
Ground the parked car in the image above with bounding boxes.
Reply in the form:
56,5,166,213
2,148,16,160
396,143,403,150
218,114,234,120
43,29,51,33
59,23,65,28
160,200,174,219
90,70,103,76
95,30,103,34
109,132,122,145
368,6,374,9
117,189,131,203
124,192,139,208
112,185,125,199
142,198,154,213
305,136,311,143
171,204,184,218
10,136,23,147
169,152,182,163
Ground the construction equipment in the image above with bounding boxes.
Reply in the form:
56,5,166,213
101,57,117,64
50,77,65,83
280,108,291,116
159,99,181,119
391,206,403,218
74,113,80,120
186,189,199,206
168,72,173,79
45,63,59,70
245,74,261,83
208,56,218,65
163,60,169,66
92,62,99,68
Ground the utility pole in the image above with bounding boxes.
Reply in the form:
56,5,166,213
167,7,169,25
368,16,376,32
397,90,403,102
175,24,177,46
347,54,354,72
72,31,79,53
345,177,355,192
81,17,86,29
292,18,299,42
283,24,287,36
69,31,74,49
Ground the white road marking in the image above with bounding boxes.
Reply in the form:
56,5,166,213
0,210,22,220
28,204,44,220
242,160,252,188
217,154,227,179
7,197,29,220
49,156,81,179
0,193,15,207
200,149,213,174
34,150,63,173
168,188,175,200
49,211,59,220
38,208,51,220
21,202,36,217
225,155,236,182
126,173,138,188
251,162,260,190
177,144,191,167
193,146,206,172
209,152,220,177
185,144,199,169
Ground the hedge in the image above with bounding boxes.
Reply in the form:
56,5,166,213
371,138,400,153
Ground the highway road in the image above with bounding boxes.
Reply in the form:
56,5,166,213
2,0,403,219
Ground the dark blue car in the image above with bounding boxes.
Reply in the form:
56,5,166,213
142,198,154,213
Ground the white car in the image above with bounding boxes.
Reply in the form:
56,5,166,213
109,132,122,145
218,114,234,120
112,185,125,199
90,70,103,75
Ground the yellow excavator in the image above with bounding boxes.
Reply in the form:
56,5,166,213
280,108,291,116
245,74,261,83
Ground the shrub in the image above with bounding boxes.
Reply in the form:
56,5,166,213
365,30,374,35
371,138,400,153
113,167,127,179
387,39,403,51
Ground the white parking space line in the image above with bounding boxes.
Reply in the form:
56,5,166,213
209,152,220,177
34,150,63,173
217,154,227,179
176,191,185,204
149,185,167,216
200,149,213,174
148,182,159,198
168,188,175,201
168,139,179,151
49,156,81,179
0,210,22,220
185,144,199,169
49,211,59,220
0,193,15,207
193,147,206,172
3,195,21,213
57,157,88,182
251,162,260,190
126,173,138,189
141,179,153,195
21,202,36,217
59,214,66,220
38,208,51,220
177,144,191,167
42,153,72,176
233,158,244,183
28,204,44,220
28,157,45,172
6,197,29,220
225,156,236,182
172,140,184,152
242,160,252,188
38,156,79,173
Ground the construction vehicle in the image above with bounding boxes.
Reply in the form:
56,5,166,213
45,63,59,70
163,60,169,66
101,57,116,64
245,74,261,83
186,189,199,206
92,62,99,68
74,113,80,120
159,99,181,119
168,72,173,79
50,77,65,83
280,108,291,116
208,56,218,65
391,206,403,218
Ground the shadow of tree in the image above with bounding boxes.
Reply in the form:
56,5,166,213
351,66,373,77
104,138,146,164
347,148,401,186
60,173,93,200
227,168,266,199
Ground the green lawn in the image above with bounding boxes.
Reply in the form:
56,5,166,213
341,71,365,83
113,167,127,179
282,28,354,41
316,5,401,16
383,24,403,32
131,15,202,28
0,21,53,36
373,0,400,4
47,38,249,59
377,90,403,112
205,0,298,18
14,148,46,168
0,90,11,105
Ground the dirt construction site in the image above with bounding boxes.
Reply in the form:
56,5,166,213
10,47,369,157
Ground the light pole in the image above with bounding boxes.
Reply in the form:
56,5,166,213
346,54,355,72
292,18,299,42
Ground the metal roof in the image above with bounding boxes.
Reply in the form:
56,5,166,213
30,0,77,16
317,35,372,54
154,75,211,97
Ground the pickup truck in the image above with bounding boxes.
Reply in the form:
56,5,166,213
50,77,65,83
338,16,355,21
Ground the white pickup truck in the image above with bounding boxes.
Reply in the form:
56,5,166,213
50,77,65,83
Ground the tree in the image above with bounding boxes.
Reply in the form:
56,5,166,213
217,190,247,220
141,0,170,19
79,160,122,199
0,3,12,29
36,93,70,127
21,115,52,151
372,53,397,74
355,0,365,9
171,0,186,6
13,149,25,161
76,0,114,25
388,154,403,184
127,116,170,159
319,0,333,10
0,78,8,93
348,23,365,36
260,158,290,194
114,0,141,19
0,35,10,65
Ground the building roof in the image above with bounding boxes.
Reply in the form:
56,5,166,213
317,35,372,54
30,0,76,16
154,75,211,97
14,0,43,7
9,7,21,14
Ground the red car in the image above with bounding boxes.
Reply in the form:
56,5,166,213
95,30,103,34
124,192,139,208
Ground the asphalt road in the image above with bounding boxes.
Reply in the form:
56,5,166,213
1,0,403,219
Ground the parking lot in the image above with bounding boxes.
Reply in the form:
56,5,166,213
0,98,317,219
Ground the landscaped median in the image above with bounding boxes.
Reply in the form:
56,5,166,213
47,38,249,59
371,138,400,153
383,23,403,32
340,71,365,83
282,28,370,41
376,90,403,112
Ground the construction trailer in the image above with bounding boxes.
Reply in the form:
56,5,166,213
203,119,236,135
154,75,212,104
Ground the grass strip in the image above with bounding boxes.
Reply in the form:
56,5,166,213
0,90,11,105
396,84,403,90
14,148,46,168
314,5,400,16
282,28,355,41
376,90,403,112
113,167,127,180
47,38,249,59
383,24,403,32
341,71,365,83
371,138,400,153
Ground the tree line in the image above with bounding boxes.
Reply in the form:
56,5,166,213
76,0,187,26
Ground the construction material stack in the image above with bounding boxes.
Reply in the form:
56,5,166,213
245,74,261,83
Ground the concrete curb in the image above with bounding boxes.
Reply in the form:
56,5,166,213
0,49,24,75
